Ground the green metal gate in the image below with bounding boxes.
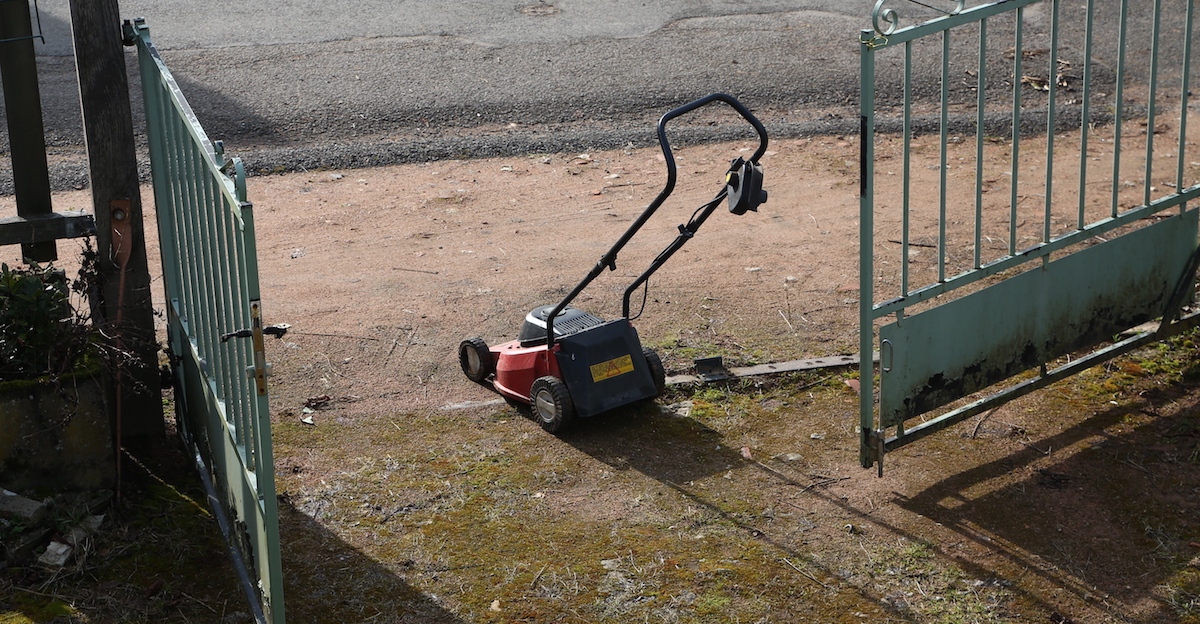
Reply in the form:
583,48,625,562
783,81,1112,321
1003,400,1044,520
858,0,1199,472
125,19,285,624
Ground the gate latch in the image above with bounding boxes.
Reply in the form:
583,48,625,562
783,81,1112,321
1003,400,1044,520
220,323,290,343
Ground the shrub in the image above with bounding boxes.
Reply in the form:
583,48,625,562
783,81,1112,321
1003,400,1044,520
0,262,96,381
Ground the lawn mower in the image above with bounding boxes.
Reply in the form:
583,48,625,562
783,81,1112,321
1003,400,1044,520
458,93,768,432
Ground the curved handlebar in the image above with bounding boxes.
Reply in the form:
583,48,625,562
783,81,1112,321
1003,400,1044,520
545,93,769,347
651,93,769,220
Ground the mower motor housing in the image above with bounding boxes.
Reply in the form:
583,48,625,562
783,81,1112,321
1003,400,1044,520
489,305,657,418
553,318,657,418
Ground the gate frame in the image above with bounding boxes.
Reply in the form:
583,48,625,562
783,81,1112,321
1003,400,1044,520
857,0,1200,473
125,18,285,624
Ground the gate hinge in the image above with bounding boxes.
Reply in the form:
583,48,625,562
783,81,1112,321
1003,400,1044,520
864,428,886,477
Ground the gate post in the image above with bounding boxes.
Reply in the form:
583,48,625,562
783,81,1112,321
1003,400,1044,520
0,0,55,263
68,0,162,438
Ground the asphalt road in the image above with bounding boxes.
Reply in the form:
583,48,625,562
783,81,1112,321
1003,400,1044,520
9,0,1195,190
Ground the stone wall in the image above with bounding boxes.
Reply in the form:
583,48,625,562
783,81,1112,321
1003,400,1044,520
0,374,113,492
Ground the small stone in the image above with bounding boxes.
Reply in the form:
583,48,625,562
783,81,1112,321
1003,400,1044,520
661,401,693,418
38,541,72,567
810,432,827,440
0,489,47,523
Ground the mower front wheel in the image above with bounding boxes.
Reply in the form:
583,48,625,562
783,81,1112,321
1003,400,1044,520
530,376,575,433
458,337,494,383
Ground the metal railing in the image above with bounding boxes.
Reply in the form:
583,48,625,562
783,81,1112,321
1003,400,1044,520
125,18,284,624
858,0,1199,471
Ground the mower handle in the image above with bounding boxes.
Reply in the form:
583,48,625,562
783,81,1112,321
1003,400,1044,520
546,93,769,347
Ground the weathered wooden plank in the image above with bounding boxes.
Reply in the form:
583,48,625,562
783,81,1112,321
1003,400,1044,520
0,211,96,247
0,0,56,262
666,353,876,385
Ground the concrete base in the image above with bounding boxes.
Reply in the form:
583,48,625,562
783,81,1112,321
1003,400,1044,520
0,374,113,492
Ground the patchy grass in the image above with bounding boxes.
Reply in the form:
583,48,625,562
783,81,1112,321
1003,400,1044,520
8,329,1200,623
1,430,249,624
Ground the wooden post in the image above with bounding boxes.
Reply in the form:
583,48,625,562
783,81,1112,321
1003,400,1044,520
68,0,162,438
0,0,56,262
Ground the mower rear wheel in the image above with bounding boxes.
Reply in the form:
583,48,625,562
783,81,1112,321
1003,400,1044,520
642,347,666,396
530,376,574,433
458,337,494,383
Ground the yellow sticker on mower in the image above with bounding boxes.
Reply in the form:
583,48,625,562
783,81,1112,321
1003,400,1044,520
590,354,634,382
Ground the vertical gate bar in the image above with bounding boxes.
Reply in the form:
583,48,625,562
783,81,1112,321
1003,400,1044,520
234,194,253,459
902,41,913,296
1177,0,1194,205
974,19,987,269
1043,0,1060,244
205,158,236,446
215,191,238,452
1142,0,1163,209
173,118,190,318
171,113,200,343
1010,7,1024,255
1077,0,1095,228
215,178,235,423
177,131,202,349
938,29,950,282
228,193,254,467
859,29,878,469
163,107,184,319
195,147,221,388
206,169,228,412
189,146,212,371
215,194,235,448
1111,0,1128,218
224,199,249,465
141,54,182,310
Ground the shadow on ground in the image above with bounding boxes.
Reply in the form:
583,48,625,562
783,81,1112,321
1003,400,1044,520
894,387,1200,621
277,496,466,624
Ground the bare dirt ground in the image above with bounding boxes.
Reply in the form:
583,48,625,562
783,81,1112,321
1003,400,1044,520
8,124,1200,623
